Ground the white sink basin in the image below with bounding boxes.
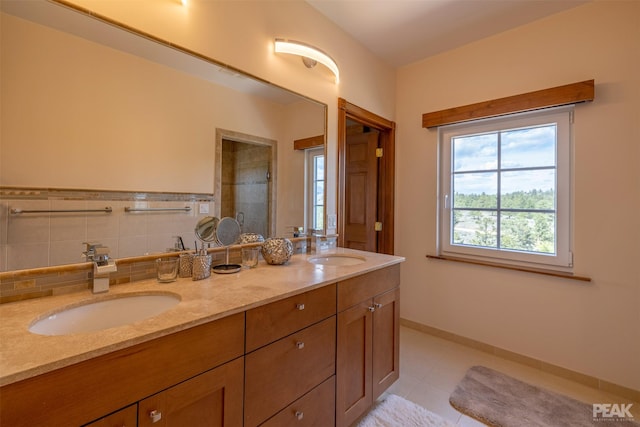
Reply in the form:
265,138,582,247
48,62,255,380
308,254,366,266
29,292,181,336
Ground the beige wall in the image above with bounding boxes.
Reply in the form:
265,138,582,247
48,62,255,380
395,1,639,390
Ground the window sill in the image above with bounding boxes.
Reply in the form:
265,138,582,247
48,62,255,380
426,254,591,282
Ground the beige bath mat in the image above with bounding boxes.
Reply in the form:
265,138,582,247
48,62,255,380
450,365,639,426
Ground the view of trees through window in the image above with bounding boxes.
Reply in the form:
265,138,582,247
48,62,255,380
451,123,557,255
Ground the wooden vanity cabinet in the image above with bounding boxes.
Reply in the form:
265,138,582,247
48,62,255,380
0,313,245,427
1,263,401,427
336,265,400,427
244,285,337,427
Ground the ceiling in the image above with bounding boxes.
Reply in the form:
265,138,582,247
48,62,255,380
306,0,590,67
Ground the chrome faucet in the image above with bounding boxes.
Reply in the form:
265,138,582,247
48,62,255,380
83,242,117,293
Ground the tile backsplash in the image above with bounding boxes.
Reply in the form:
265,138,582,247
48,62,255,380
0,238,309,304
0,188,214,272
0,187,311,303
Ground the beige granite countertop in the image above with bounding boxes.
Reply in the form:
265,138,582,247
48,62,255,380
0,248,404,387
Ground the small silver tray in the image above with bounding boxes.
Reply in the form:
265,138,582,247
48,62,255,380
212,263,242,274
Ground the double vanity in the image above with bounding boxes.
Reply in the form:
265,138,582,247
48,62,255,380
0,249,404,427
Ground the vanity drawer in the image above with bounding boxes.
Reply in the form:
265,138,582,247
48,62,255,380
84,404,137,427
337,265,399,312
261,376,336,427
244,316,336,427
246,283,336,352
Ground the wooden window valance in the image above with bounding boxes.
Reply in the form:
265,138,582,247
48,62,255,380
422,79,594,129
294,135,324,150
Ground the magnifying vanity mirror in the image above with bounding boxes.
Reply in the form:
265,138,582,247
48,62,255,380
0,0,327,272
211,218,242,274
194,217,219,247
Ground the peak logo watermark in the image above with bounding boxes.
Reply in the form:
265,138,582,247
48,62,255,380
593,403,635,422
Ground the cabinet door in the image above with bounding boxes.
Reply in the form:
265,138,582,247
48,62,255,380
372,287,400,399
138,357,244,427
84,404,137,427
336,300,373,427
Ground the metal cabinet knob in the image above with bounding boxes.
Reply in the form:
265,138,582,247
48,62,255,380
295,411,304,420
374,303,383,309
296,303,305,311
296,341,305,350
368,306,376,312
149,410,162,423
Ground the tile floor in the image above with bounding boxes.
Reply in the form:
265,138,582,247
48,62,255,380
386,325,639,426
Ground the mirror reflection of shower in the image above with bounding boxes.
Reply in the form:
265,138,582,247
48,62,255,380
220,137,274,238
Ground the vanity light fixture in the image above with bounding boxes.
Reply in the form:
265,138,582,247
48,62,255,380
274,38,339,83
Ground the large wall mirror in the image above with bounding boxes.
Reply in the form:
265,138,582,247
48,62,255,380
0,0,326,272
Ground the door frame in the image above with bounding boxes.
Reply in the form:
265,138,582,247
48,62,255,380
215,128,277,238
337,98,395,254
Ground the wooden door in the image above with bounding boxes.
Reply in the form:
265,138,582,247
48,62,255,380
343,131,379,251
338,98,396,255
336,300,373,427
372,287,400,399
138,357,244,427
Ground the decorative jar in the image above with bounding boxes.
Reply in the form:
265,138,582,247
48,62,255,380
261,237,293,265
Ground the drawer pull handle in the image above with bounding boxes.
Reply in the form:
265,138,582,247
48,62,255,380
368,306,376,312
149,410,162,423
296,303,305,311
296,341,305,350
295,411,304,420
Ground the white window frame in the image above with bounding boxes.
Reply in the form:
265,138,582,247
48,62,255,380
438,106,573,271
305,147,325,231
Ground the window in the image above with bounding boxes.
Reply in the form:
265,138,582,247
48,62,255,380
438,106,573,270
306,147,325,231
